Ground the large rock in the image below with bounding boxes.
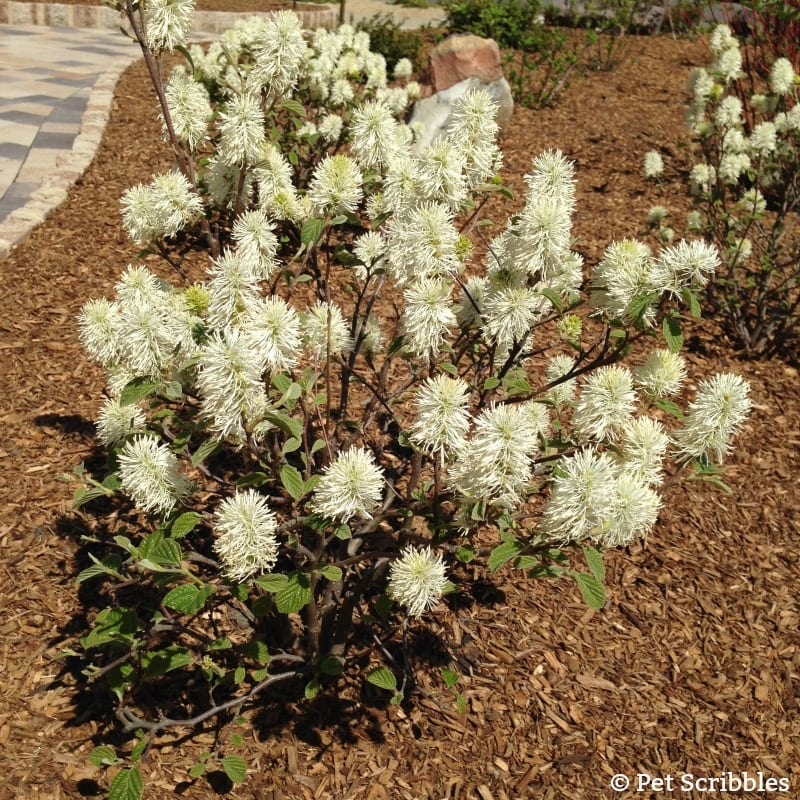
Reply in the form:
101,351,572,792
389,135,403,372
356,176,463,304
409,76,514,151
428,34,504,93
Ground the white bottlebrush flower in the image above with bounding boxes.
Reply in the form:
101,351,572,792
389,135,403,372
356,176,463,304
719,151,751,183
408,374,471,456
749,121,778,156
350,101,401,170
146,0,194,52
770,57,796,95
545,354,577,407
116,295,173,377
524,149,576,210
539,448,618,542
383,154,424,216
572,365,637,442
655,239,719,294
165,68,211,150
206,248,261,329
196,328,265,441
393,57,413,79
457,275,487,328
401,277,457,360
709,23,738,58
633,349,686,397
688,67,715,105
118,435,189,515
616,416,669,485
689,162,716,193
672,373,752,463
643,150,664,179
417,139,468,209
247,10,307,98
310,447,384,521
301,301,353,361
96,397,147,447
329,77,355,107
715,95,743,128
214,490,279,583
231,209,278,280
218,92,266,167
385,201,460,285
307,155,363,217
508,194,573,280
388,546,448,619
353,231,386,279
482,285,544,352
79,298,122,366
447,89,501,190
597,471,662,547
589,239,659,324
242,296,302,373
317,112,344,144
715,45,742,83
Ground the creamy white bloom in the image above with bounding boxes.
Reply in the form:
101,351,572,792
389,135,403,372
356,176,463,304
96,397,147,447
206,248,261,329
709,24,737,58
572,365,636,442
307,155,363,216
655,239,719,294
401,277,457,359
715,95,743,128
350,101,401,170
310,447,384,521
116,296,173,377
218,93,266,167
232,209,278,280
545,354,577,407
643,150,664,179
417,139,468,209
672,373,751,463
633,349,686,397
388,546,448,619
242,296,302,373
690,162,716,193
393,57,413,80
715,45,742,83
146,0,194,52
353,231,386,279
616,416,669,485
597,471,661,547
446,89,502,190
539,448,617,542
383,154,424,215
750,121,778,156
770,57,796,95
79,298,122,366
214,490,279,583
408,374,471,456
165,68,211,150
301,301,353,361
318,113,344,144
482,285,544,352
118,435,189,515
247,10,307,98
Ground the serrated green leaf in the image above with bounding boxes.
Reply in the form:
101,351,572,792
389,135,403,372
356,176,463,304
171,511,201,539
272,373,292,393
281,98,306,116
626,291,660,321
366,666,397,692
162,584,213,616
439,362,458,375
301,217,324,247
320,655,344,676
221,755,247,785
483,376,500,391
119,378,160,407
572,571,606,610
653,398,684,419
191,438,220,467
282,437,301,455
582,546,606,583
210,637,232,651
275,572,311,614
255,573,289,593
140,536,182,568
141,646,194,678
662,316,683,352
230,734,243,747
81,607,140,649
188,762,206,779
236,471,269,488
319,564,342,582
680,286,702,318
440,667,460,688
88,745,120,768
334,523,352,540
262,411,302,441
239,639,270,665
234,666,246,685
538,286,564,312
487,539,522,573
280,464,305,501
72,485,111,510
76,553,123,584
129,734,147,763
455,545,474,564
108,766,143,800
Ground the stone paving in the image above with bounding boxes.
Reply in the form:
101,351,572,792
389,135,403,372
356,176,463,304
0,1,444,259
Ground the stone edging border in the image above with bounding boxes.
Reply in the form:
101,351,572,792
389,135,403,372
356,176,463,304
0,57,138,260
0,0,338,32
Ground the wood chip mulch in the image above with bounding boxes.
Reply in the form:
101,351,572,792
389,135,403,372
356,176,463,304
0,31,798,800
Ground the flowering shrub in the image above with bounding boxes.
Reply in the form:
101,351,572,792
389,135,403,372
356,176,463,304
674,23,800,356
71,2,752,795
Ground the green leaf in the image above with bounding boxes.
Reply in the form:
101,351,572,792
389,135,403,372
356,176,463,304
653,398,684,419
439,362,458,375
262,411,302,441
139,535,182,568
234,666,246,685
301,217,325,247
221,756,247,785
209,637,232,650
571,571,606,610
280,464,305,501
487,539,522,573
236,471,269,488
281,98,306,116
272,373,292,393
191,438,220,467
255,573,289,593
141,646,194,679
81,607,140,649
626,291,660,321
108,767,143,800
334,523,352,540
318,564,342,582
88,745,120,768
455,545,474,564
320,656,344,676
366,666,397,692
130,734,148,763
304,678,322,699
162,584,214,616
282,436,301,455
680,286,702,318
455,691,468,715
239,639,270,665
76,553,123,584
483,376,500,391
662,316,683,353
440,667,460,688
274,572,311,614
538,286,564,312
171,511,201,539
119,378,160,407
582,546,605,583
72,484,113,509
188,762,206,779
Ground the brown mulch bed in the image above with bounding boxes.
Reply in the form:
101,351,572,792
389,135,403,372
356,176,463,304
0,29,799,800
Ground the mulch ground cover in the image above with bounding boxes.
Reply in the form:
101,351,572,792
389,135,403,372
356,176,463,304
0,22,798,800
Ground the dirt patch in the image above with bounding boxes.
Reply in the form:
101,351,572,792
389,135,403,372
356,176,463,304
0,29,798,800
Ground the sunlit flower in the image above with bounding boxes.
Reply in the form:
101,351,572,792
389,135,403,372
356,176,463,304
231,209,278,280
79,298,122,366
214,489,279,583
310,447,384,521
643,150,664,179
307,155,363,216
146,0,194,52
165,68,211,150
633,349,686,397
218,92,266,167
350,101,401,170
301,301,353,361
770,57,796,95
616,416,669,485
247,10,307,98
96,397,147,447
572,366,636,442
598,471,661,547
118,435,190,515
401,277,457,359
242,296,302,373
393,57,413,79
408,374,471,456
388,546,448,618
545,354,577,407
